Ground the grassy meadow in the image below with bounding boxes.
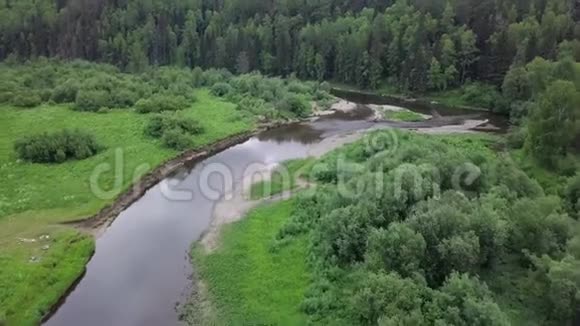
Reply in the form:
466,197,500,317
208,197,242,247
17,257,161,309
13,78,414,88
249,158,316,200
0,89,254,324
192,200,309,325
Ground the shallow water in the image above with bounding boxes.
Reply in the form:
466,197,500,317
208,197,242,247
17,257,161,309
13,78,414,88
43,94,506,326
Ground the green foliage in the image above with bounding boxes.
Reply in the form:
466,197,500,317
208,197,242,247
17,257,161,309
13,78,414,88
460,83,503,109
564,174,580,219
313,203,383,266
525,80,580,167
502,67,532,102
134,94,190,114
210,82,233,97
189,200,309,325
501,57,580,120
14,129,103,163
348,271,427,325
0,87,252,220
0,61,328,121
0,86,254,325
249,159,314,200
267,131,580,325
0,230,94,325
278,94,310,117
383,110,426,122
488,159,544,199
528,255,580,322
145,114,204,150
430,273,510,325
11,92,43,108
145,114,204,139
74,89,111,112
365,223,426,277
51,79,79,103
161,129,194,151
506,127,526,149
509,196,571,258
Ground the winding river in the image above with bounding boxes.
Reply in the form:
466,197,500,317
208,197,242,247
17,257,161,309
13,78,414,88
43,91,506,326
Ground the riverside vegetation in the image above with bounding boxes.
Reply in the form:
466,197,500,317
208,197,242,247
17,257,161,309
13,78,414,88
194,131,580,326
0,61,330,325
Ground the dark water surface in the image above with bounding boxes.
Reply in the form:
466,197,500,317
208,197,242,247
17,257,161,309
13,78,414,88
44,93,506,326
331,88,510,130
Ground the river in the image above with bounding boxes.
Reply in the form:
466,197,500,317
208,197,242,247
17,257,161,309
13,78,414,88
43,91,505,326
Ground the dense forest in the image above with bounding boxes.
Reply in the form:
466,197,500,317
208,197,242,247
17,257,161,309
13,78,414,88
268,131,580,325
1,0,579,90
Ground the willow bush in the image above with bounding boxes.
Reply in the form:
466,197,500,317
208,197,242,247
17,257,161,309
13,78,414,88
14,129,103,163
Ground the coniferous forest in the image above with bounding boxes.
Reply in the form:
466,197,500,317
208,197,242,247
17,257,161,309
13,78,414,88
1,0,578,88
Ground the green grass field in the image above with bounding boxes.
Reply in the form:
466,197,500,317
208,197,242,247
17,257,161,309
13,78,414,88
0,230,94,325
0,89,254,325
192,200,309,325
383,110,427,122
249,159,315,200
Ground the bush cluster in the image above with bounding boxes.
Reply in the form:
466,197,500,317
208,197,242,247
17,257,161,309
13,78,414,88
277,94,310,117
145,114,204,150
0,61,327,121
11,92,43,108
210,82,233,97
14,129,103,163
135,94,190,114
74,90,111,112
460,82,504,110
274,131,580,325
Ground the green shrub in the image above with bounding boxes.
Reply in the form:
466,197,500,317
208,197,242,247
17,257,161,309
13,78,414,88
134,94,189,113
11,92,43,108
145,115,168,138
210,82,233,97
14,129,103,163
145,113,204,150
564,174,580,219
202,68,232,86
110,89,138,108
161,129,194,150
506,127,526,149
75,89,111,111
51,79,79,103
0,91,14,103
460,83,502,109
287,81,310,94
556,154,578,176
145,114,204,138
278,94,309,117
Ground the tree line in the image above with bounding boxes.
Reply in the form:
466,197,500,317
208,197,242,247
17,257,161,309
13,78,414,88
1,0,579,91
